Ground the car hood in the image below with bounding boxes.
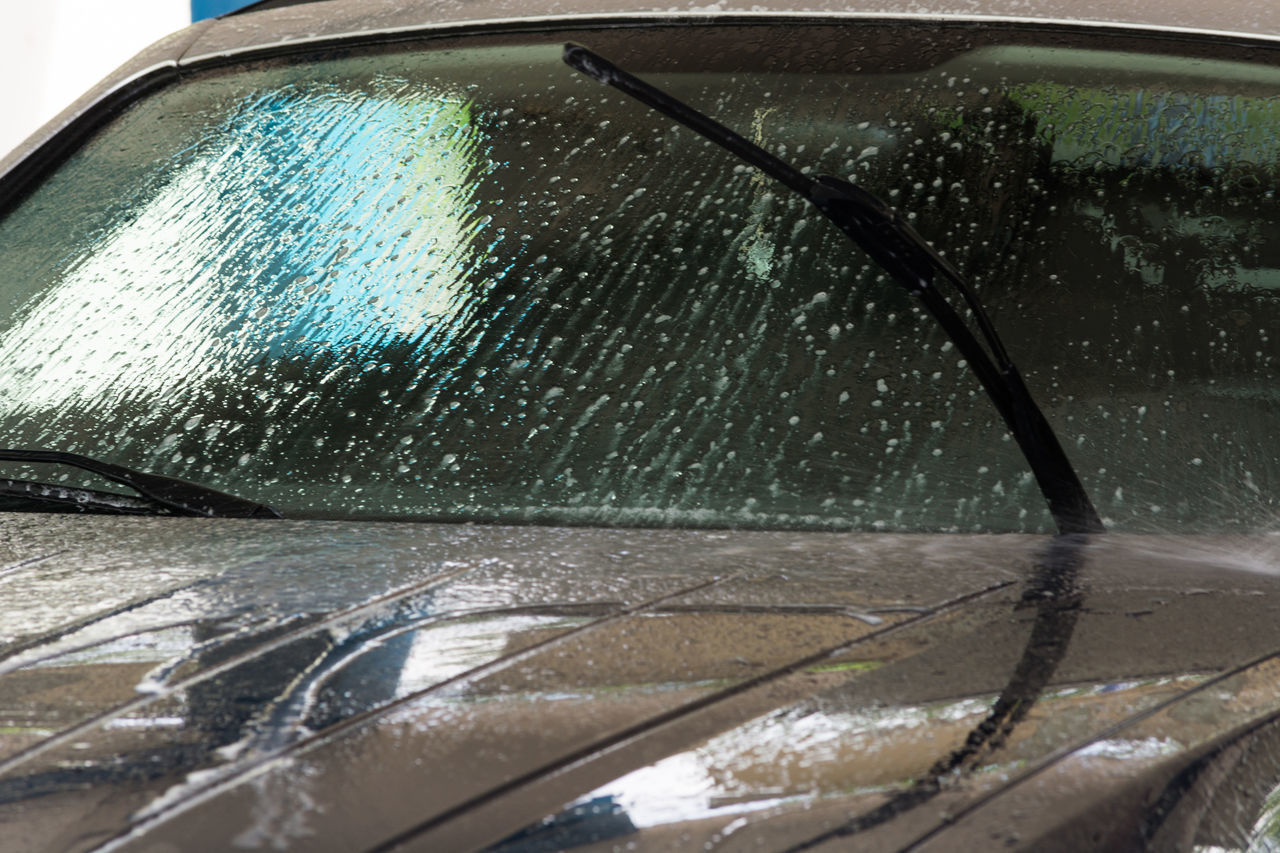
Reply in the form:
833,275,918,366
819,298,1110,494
3,518,1280,851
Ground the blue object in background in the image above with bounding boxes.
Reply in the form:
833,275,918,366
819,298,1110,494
191,0,256,20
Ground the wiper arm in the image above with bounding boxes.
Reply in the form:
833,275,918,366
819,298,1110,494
0,449,283,518
563,44,1103,535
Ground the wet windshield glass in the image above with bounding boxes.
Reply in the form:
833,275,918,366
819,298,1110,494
1,24,1278,531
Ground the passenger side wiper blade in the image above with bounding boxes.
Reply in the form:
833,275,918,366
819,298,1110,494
563,44,1103,536
0,449,283,518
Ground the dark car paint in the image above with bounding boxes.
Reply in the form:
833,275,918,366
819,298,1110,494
5,3,1280,851
3,519,1280,850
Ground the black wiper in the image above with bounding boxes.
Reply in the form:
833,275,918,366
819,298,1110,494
0,477,169,515
563,44,1103,535
0,449,282,518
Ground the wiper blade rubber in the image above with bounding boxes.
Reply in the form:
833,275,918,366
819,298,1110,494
564,44,1103,535
0,478,167,515
0,449,282,518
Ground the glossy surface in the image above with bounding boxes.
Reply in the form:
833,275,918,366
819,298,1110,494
4,519,1280,851
5,5,1280,853
3,26,1280,530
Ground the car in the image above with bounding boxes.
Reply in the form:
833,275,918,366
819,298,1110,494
4,0,1280,850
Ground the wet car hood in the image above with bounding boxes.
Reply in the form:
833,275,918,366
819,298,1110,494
3,518,1280,852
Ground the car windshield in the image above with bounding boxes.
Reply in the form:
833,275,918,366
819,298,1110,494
1,23,1279,532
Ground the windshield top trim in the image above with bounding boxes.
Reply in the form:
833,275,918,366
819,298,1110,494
178,12,1280,69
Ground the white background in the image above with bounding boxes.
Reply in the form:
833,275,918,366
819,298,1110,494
1,0,191,160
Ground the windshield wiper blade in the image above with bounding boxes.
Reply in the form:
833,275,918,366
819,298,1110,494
563,44,1103,535
0,478,168,515
0,449,283,518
